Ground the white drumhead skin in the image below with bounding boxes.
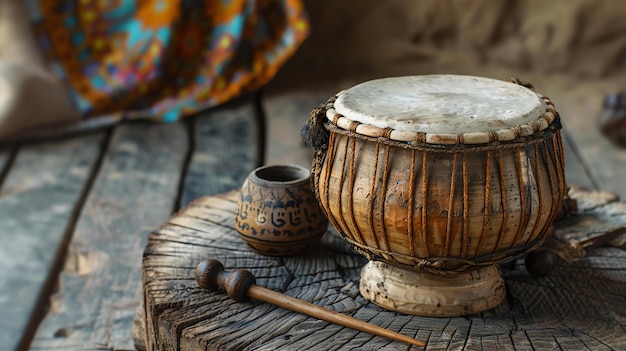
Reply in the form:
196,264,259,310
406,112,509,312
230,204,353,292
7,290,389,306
333,75,547,134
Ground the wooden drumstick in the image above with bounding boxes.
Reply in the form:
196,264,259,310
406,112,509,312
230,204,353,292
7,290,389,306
195,259,425,347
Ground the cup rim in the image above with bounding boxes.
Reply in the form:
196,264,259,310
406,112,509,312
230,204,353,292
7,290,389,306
250,164,311,187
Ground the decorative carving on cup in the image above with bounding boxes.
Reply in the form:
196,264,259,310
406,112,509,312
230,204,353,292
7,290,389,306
235,164,328,256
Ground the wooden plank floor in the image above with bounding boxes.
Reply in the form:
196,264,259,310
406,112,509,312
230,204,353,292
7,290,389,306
30,123,189,350
181,96,264,207
0,97,263,350
0,74,623,350
0,135,105,351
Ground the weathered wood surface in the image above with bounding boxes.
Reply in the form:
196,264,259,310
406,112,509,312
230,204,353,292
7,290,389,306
141,190,626,351
0,96,263,350
561,132,597,192
27,123,188,350
180,97,264,207
531,72,623,198
0,145,15,182
550,187,626,259
0,134,106,351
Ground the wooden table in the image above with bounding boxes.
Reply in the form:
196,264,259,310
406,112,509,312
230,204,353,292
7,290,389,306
0,96,264,351
138,187,626,350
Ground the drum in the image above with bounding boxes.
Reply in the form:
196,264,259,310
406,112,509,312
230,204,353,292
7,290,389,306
304,75,567,316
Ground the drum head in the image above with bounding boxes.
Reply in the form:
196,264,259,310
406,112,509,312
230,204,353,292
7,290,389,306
332,75,552,144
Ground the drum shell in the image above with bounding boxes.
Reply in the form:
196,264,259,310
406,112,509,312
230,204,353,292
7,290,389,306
313,127,567,272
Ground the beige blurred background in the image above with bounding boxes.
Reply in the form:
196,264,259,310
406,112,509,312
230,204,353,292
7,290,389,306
273,0,626,88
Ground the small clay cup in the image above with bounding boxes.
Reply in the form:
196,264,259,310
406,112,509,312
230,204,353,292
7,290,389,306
234,164,328,256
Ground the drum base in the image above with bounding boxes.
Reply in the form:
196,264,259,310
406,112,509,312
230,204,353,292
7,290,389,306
359,261,505,317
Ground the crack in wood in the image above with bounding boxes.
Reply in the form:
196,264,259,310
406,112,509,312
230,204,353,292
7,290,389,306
0,144,19,191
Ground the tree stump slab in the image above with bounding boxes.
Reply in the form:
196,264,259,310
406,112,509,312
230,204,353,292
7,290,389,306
139,189,626,350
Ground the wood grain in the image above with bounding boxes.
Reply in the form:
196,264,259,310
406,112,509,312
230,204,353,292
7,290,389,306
29,123,188,350
544,78,626,200
0,145,16,186
180,97,263,207
142,189,626,350
0,134,105,351
561,130,597,191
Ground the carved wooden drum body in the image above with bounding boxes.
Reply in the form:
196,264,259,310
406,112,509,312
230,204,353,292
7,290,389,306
308,75,567,316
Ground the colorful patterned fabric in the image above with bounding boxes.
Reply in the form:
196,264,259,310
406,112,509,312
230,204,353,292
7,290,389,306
27,0,309,122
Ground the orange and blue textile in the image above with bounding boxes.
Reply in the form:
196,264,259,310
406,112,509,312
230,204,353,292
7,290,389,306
27,0,309,122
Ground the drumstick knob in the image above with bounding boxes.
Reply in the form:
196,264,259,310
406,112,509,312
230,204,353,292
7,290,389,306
195,259,256,302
